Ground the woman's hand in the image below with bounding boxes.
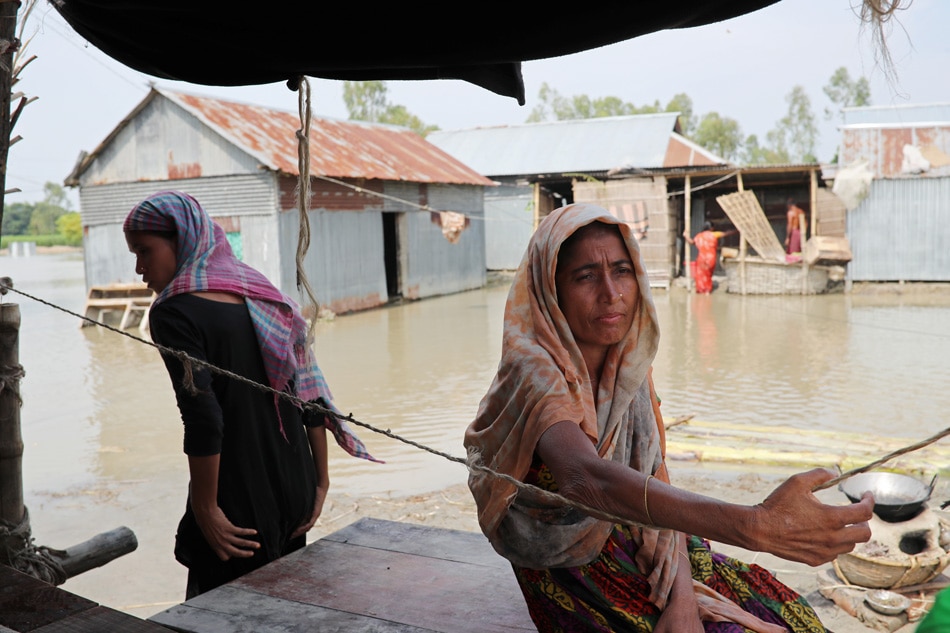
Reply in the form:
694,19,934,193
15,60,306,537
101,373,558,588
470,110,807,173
655,588,703,633
193,504,260,561
292,483,329,538
750,468,873,566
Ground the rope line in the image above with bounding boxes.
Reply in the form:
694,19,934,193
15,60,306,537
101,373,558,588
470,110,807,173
0,281,650,528
3,281,948,524
0,281,465,466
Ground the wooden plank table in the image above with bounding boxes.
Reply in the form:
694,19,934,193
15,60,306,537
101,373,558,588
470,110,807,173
0,565,172,632
149,517,535,632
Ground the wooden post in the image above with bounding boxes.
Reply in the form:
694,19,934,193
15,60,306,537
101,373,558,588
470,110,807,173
59,527,138,578
0,303,23,537
800,211,809,295
801,168,816,295
737,172,747,296
0,301,26,572
809,168,818,238
684,175,692,292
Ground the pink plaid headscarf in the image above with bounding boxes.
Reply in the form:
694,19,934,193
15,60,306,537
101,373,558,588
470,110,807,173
125,190,379,462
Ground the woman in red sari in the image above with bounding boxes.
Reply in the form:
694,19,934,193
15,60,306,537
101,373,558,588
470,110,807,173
684,222,732,294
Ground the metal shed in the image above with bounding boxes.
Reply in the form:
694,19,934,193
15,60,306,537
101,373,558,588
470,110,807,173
428,114,724,279
66,87,493,315
839,103,950,282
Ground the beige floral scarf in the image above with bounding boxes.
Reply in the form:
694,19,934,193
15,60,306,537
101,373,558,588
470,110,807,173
463,202,662,567
464,203,788,632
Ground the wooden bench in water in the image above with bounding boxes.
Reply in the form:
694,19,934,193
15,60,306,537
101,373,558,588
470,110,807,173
149,517,535,632
81,283,154,332
0,564,172,632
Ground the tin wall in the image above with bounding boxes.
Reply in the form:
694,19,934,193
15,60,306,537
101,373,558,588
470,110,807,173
841,125,950,178
283,182,486,315
848,177,950,281
483,181,534,270
392,182,486,300
80,174,280,290
78,97,266,185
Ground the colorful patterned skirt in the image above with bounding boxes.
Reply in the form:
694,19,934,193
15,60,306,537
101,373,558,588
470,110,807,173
513,527,828,632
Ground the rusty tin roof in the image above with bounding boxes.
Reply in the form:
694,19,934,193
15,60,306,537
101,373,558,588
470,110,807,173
70,87,494,187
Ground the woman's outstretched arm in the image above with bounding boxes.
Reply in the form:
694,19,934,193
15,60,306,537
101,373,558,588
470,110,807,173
536,420,873,566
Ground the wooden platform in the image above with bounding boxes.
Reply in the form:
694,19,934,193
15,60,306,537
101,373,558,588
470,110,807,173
81,283,154,332
148,517,535,632
0,564,172,632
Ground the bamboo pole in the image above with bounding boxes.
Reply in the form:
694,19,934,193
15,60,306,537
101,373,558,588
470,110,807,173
801,211,808,295
737,172,747,295
809,168,818,238
0,302,23,535
684,175,692,292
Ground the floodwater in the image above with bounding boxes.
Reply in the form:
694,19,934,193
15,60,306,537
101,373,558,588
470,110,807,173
6,251,950,618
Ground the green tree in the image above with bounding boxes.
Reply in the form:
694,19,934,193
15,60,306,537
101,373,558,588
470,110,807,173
380,104,439,137
767,86,818,163
526,83,691,123
42,182,73,212
823,67,871,120
742,134,786,165
56,212,82,245
343,80,388,122
693,112,742,162
28,202,65,234
666,93,696,136
342,81,438,137
2,201,32,235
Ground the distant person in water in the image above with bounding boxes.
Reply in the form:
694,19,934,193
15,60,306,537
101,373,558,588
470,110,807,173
124,190,377,598
785,199,806,255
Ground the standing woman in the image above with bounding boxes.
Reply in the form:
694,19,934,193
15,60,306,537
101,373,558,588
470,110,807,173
125,190,376,598
465,203,872,632
683,222,734,294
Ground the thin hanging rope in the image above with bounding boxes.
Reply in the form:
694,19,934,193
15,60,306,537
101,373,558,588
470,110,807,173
293,75,321,333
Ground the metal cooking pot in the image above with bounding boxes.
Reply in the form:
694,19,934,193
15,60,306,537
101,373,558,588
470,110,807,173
838,472,937,522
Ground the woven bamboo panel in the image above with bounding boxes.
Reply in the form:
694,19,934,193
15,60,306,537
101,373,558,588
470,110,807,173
816,188,847,237
716,190,786,262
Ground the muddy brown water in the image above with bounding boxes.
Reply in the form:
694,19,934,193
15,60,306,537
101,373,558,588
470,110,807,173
6,252,950,619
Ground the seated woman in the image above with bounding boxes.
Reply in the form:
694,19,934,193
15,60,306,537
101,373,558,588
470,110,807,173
464,203,873,632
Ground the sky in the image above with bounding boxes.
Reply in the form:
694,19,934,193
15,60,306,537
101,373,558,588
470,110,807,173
8,0,950,208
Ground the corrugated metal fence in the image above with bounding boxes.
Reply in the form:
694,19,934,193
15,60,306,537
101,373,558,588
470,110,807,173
848,176,950,282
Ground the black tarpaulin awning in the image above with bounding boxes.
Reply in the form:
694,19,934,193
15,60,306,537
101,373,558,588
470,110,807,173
51,1,781,104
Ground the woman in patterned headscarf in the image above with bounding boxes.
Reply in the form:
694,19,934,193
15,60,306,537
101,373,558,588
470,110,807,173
464,203,873,632
125,190,377,598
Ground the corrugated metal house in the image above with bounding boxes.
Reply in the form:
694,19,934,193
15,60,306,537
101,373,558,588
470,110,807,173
427,113,725,286
66,87,493,314
839,102,950,282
